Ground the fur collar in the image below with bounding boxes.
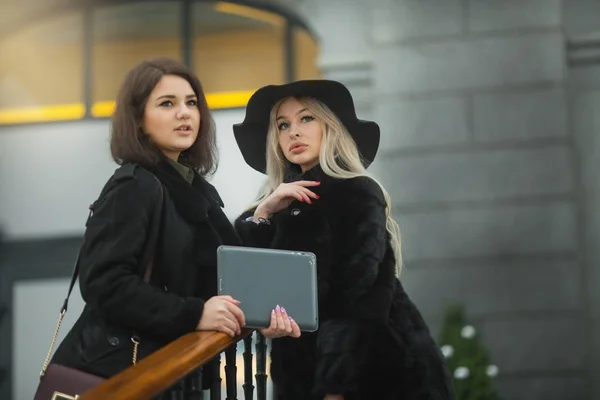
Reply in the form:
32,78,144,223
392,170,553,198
283,164,336,186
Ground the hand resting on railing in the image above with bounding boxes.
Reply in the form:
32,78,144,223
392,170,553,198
197,295,246,337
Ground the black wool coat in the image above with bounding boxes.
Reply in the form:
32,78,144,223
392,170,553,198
234,166,454,400
51,161,240,383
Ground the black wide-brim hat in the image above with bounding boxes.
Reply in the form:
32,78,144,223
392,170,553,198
233,80,380,174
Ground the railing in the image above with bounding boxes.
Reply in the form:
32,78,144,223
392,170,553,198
78,329,269,400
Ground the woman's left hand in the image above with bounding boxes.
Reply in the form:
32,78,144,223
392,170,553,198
259,305,301,339
324,395,344,400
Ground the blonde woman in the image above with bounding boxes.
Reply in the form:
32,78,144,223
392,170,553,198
233,80,453,400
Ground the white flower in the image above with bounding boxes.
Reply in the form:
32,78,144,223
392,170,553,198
461,325,476,339
440,345,454,358
454,366,470,379
486,364,499,377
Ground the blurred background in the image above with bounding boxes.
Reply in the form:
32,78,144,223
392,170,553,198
1,0,599,399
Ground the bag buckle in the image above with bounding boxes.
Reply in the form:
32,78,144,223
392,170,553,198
51,392,79,400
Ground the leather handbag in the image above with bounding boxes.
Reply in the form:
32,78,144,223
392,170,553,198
33,178,164,400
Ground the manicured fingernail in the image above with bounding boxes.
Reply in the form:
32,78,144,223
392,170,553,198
288,316,293,320
272,309,276,315
281,307,287,314
276,305,281,312
300,198,304,202
315,195,320,199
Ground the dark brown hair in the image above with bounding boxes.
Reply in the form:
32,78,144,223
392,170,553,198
110,57,218,176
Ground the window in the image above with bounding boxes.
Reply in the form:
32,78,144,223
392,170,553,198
91,2,182,117
293,26,321,80
192,1,286,108
0,1,321,125
0,12,84,124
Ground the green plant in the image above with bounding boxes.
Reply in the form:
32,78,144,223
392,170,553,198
438,304,500,400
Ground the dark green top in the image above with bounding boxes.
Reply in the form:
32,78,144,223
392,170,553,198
166,157,194,185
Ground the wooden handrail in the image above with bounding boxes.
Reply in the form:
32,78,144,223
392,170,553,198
79,328,254,400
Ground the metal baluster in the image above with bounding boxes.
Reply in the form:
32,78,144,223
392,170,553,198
255,333,267,400
225,342,238,400
166,379,185,400
160,385,172,400
184,367,204,400
243,334,255,400
210,354,221,400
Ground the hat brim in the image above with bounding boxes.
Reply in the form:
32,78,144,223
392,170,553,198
233,80,380,174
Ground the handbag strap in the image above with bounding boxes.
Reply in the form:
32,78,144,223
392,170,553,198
40,175,164,376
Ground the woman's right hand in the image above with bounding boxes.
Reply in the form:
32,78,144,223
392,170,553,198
254,181,320,218
197,295,246,337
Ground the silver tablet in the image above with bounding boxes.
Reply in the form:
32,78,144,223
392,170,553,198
217,245,319,332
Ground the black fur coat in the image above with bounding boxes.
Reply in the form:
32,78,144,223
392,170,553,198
234,166,454,400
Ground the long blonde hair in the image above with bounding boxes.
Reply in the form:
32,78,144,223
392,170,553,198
248,97,403,276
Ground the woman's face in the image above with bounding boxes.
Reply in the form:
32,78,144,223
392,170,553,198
276,97,323,172
142,74,201,161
